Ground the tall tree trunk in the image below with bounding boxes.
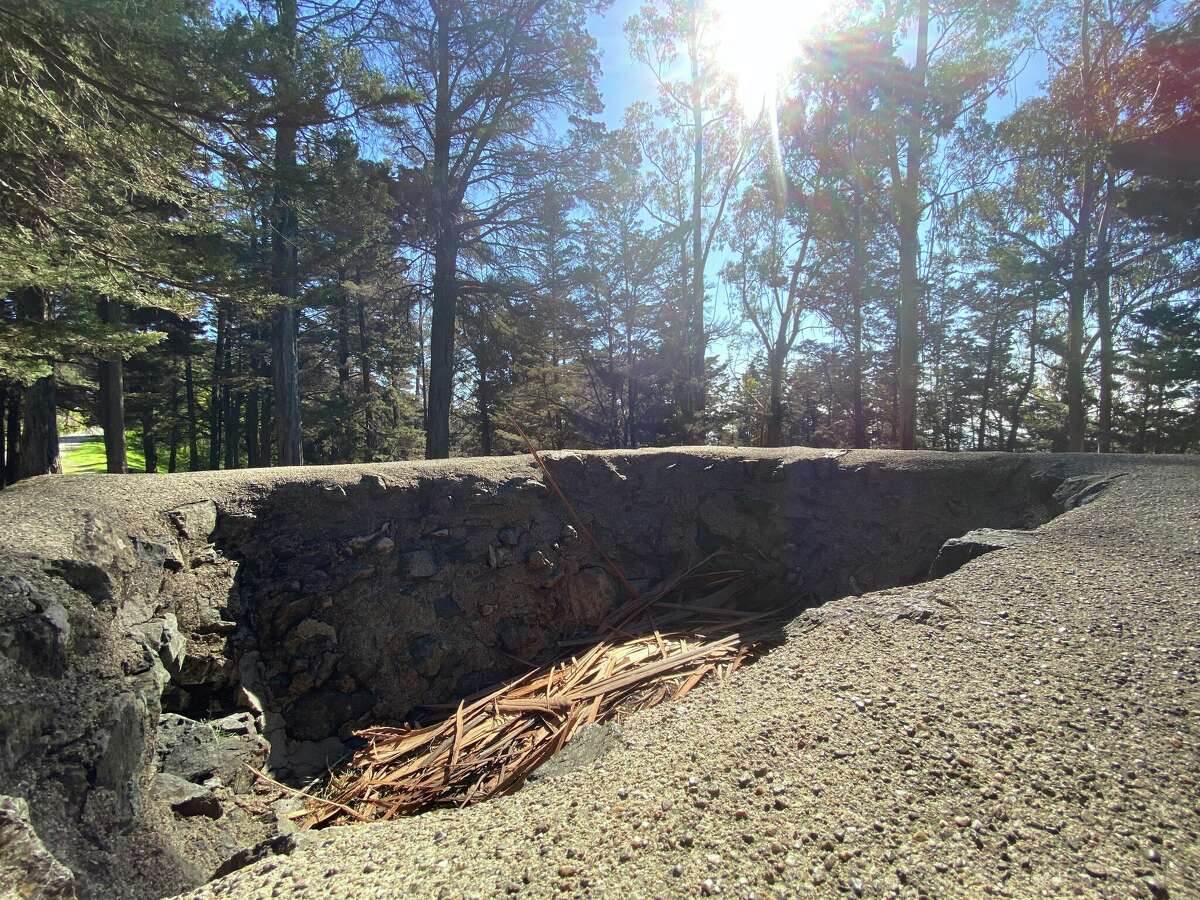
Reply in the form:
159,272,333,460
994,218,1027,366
19,377,58,479
688,3,706,431
223,324,237,469
1095,174,1116,453
142,407,157,474
271,0,303,466
244,387,259,468
1007,297,1039,451
336,282,352,461
977,313,1000,451
356,281,376,460
896,0,928,451
97,298,127,473
764,348,785,448
259,390,273,466
0,386,7,488
185,355,200,470
850,197,867,449
208,302,225,469
225,393,241,470
5,386,18,485
1067,0,1096,452
15,288,59,479
477,368,493,456
168,375,180,473
426,2,455,459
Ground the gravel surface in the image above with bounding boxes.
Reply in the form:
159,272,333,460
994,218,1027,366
180,458,1200,900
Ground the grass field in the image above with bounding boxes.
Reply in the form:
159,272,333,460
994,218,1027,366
61,434,148,474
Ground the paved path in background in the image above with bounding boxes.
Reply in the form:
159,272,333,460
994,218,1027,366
57,432,103,472
187,459,1200,900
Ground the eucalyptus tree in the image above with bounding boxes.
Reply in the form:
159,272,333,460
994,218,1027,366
991,0,1176,450
856,0,1021,448
625,0,759,436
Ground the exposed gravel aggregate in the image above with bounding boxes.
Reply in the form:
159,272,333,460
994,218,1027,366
175,456,1200,900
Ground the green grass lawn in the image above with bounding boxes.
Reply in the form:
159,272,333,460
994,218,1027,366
61,434,147,474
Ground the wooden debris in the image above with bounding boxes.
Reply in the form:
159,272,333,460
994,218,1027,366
296,575,784,829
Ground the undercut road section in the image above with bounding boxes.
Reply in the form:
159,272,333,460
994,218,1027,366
186,456,1199,899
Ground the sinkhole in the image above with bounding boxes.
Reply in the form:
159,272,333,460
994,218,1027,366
152,450,1112,810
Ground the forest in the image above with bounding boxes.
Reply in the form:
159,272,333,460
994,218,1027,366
0,0,1197,482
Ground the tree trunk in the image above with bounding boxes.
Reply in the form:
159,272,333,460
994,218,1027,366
896,0,928,451
356,281,376,460
97,298,127,473
426,1,455,459
168,375,180,473
850,197,867,449
259,390,273,466
14,288,59,479
1067,0,1096,452
477,368,493,456
337,283,352,461
0,387,7,488
5,386,19,485
208,302,225,469
185,355,200,470
1095,173,1116,453
688,4,706,430
271,0,303,466
244,387,259,468
142,407,158,474
977,313,999,450
1007,297,1039,451
764,349,784,448
18,377,59,479
225,392,240,470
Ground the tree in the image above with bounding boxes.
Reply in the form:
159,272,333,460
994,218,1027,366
626,0,757,437
380,0,605,459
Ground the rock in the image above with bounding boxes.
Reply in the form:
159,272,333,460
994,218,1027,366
496,618,541,657
51,513,136,605
286,619,337,655
1054,473,1124,510
284,737,349,779
152,773,221,819
212,833,315,880
497,526,520,546
131,613,185,678
408,634,447,678
928,528,1036,578
372,536,395,554
168,500,218,541
359,473,388,493
211,712,257,735
0,575,71,677
0,795,76,899
562,567,619,624
399,550,437,579
94,693,147,825
284,690,375,743
156,713,267,791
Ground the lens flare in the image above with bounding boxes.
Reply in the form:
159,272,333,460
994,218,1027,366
709,0,828,116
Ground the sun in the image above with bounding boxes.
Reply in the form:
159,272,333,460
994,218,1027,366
709,0,828,116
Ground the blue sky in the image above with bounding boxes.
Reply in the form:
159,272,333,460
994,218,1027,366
580,0,1056,370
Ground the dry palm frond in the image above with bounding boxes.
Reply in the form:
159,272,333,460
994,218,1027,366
297,576,784,830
